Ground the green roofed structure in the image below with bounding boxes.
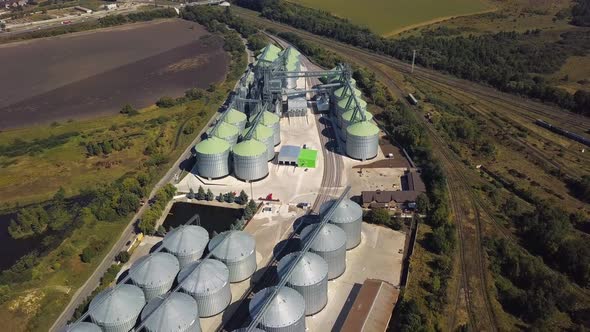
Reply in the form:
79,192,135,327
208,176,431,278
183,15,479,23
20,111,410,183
195,137,230,155
223,108,247,132
333,86,362,101
258,44,282,66
212,122,239,145
298,149,318,168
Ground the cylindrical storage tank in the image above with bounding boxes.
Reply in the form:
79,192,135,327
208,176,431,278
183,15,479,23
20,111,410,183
89,284,146,332
64,322,102,332
224,108,247,132
178,259,232,317
332,85,362,102
232,140,269,182
194,137,230,180
262,111,281,146
213,122,240,146
233,329,265,332
300,223,346,280
208,231,257,282
336,97,367,128
140,293,200,332
346,121,379,161
249,286,306,332
277,251,328,315
246,125,275,161
162,225,209,268
128,252,180,301
320,198,363,250
340,110,373,142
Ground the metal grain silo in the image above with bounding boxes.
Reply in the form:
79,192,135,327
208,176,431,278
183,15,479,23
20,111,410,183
320,198,363,250
224,108,247,132
213,122,240,146
346,121,379,161
232,140,268,182
162,225,209,268
336,96,367,128
233,329,265,332
178,259,232,317
129,252,180,301
89,284,146,332
140,292,200,332
208,231,257,282
277,251,328,315
64,322,102,332
194,137,230,180
249,286,306,332
246,125,275,161
300,223,346,280
332,85,362,102
261,111,281,146
340,110,373,141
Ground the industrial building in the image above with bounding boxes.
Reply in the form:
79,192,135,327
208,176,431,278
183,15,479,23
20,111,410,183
320,198,363,250
88,284,146,332
340,279,399,332
300,223,347,280
249,286,306,332
277,145,318,168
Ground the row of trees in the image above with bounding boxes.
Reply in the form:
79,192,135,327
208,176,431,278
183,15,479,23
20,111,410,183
572,0,590,27
84,138,129,157
138,184,177,235
237,0,590,117
0,131,79,158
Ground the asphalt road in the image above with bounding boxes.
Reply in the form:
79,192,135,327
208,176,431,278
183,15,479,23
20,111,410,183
49,40,253,332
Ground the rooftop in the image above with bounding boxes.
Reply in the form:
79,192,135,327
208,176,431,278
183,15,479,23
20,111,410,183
233,139,267,157
195,137,230,155
347,121,379,137
340,279,399,332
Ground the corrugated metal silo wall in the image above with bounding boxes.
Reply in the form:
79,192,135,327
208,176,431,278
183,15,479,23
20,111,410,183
310,245,346,280
233,152,268,181
331,220,362,250
340,116,350,142
217,133,239,146
346,133,378,161
134,280,175,302
190,283,232,317
91,316,137,332
195,150,230,179
271,121,281,146
224,252,257,282
288,275,328,316
174,251,205,269
260,315,306,332
259,135,275,161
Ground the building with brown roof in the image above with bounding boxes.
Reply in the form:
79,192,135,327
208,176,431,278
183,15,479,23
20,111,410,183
361,169,426,210
341,279,399,332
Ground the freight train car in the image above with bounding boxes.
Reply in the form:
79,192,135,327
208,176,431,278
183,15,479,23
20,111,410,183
534,119,590,147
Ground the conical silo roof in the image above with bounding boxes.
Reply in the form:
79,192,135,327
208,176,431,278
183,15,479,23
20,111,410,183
224,108,247,125
129,252,179,288
65,322,102,332
347,121,379,137
246,124,273,140
320,198,363,225
334,86,362,99
195,137,230,155
208,231,255,263
342,110,373,123
261,111,279,126
249,286,305,328
300,223,346,252
89,284,146,327
163,225,209,257
212,122,239,140
178,259,229,295
337,96,367,110
277,251,328,286
232,140,267,157
140,293,200,332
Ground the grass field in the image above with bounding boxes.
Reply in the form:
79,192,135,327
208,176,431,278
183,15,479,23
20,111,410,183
290,0,493,36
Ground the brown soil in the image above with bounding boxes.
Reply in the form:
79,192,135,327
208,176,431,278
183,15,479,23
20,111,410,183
354,137,411,168
0,19,230,129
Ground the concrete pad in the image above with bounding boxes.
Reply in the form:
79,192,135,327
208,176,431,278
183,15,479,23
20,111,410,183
305,223,405,332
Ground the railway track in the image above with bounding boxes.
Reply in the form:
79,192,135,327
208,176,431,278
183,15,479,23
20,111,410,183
234,7,590,137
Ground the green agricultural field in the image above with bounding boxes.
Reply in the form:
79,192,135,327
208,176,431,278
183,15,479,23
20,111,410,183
290,0,494,36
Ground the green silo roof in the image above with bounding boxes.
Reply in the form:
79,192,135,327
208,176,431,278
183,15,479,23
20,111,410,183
342,110,373,122
214,122,239,139
286,57,299,71
337,96,367,110
262,111,279,125
259,44,282,63
195,137,230,155
224,109,247,124
334,86,362,99
347,121,379,136
246,124,273,140
233,139,267,156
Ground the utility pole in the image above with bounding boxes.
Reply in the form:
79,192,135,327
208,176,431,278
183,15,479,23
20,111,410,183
411,49,416,74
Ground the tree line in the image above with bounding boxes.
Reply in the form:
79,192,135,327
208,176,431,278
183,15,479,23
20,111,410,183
572,0,590,27
236,0,590,117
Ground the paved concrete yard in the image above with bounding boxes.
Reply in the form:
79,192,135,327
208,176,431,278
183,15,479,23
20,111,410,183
306,223,405,332
348,167,406,192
